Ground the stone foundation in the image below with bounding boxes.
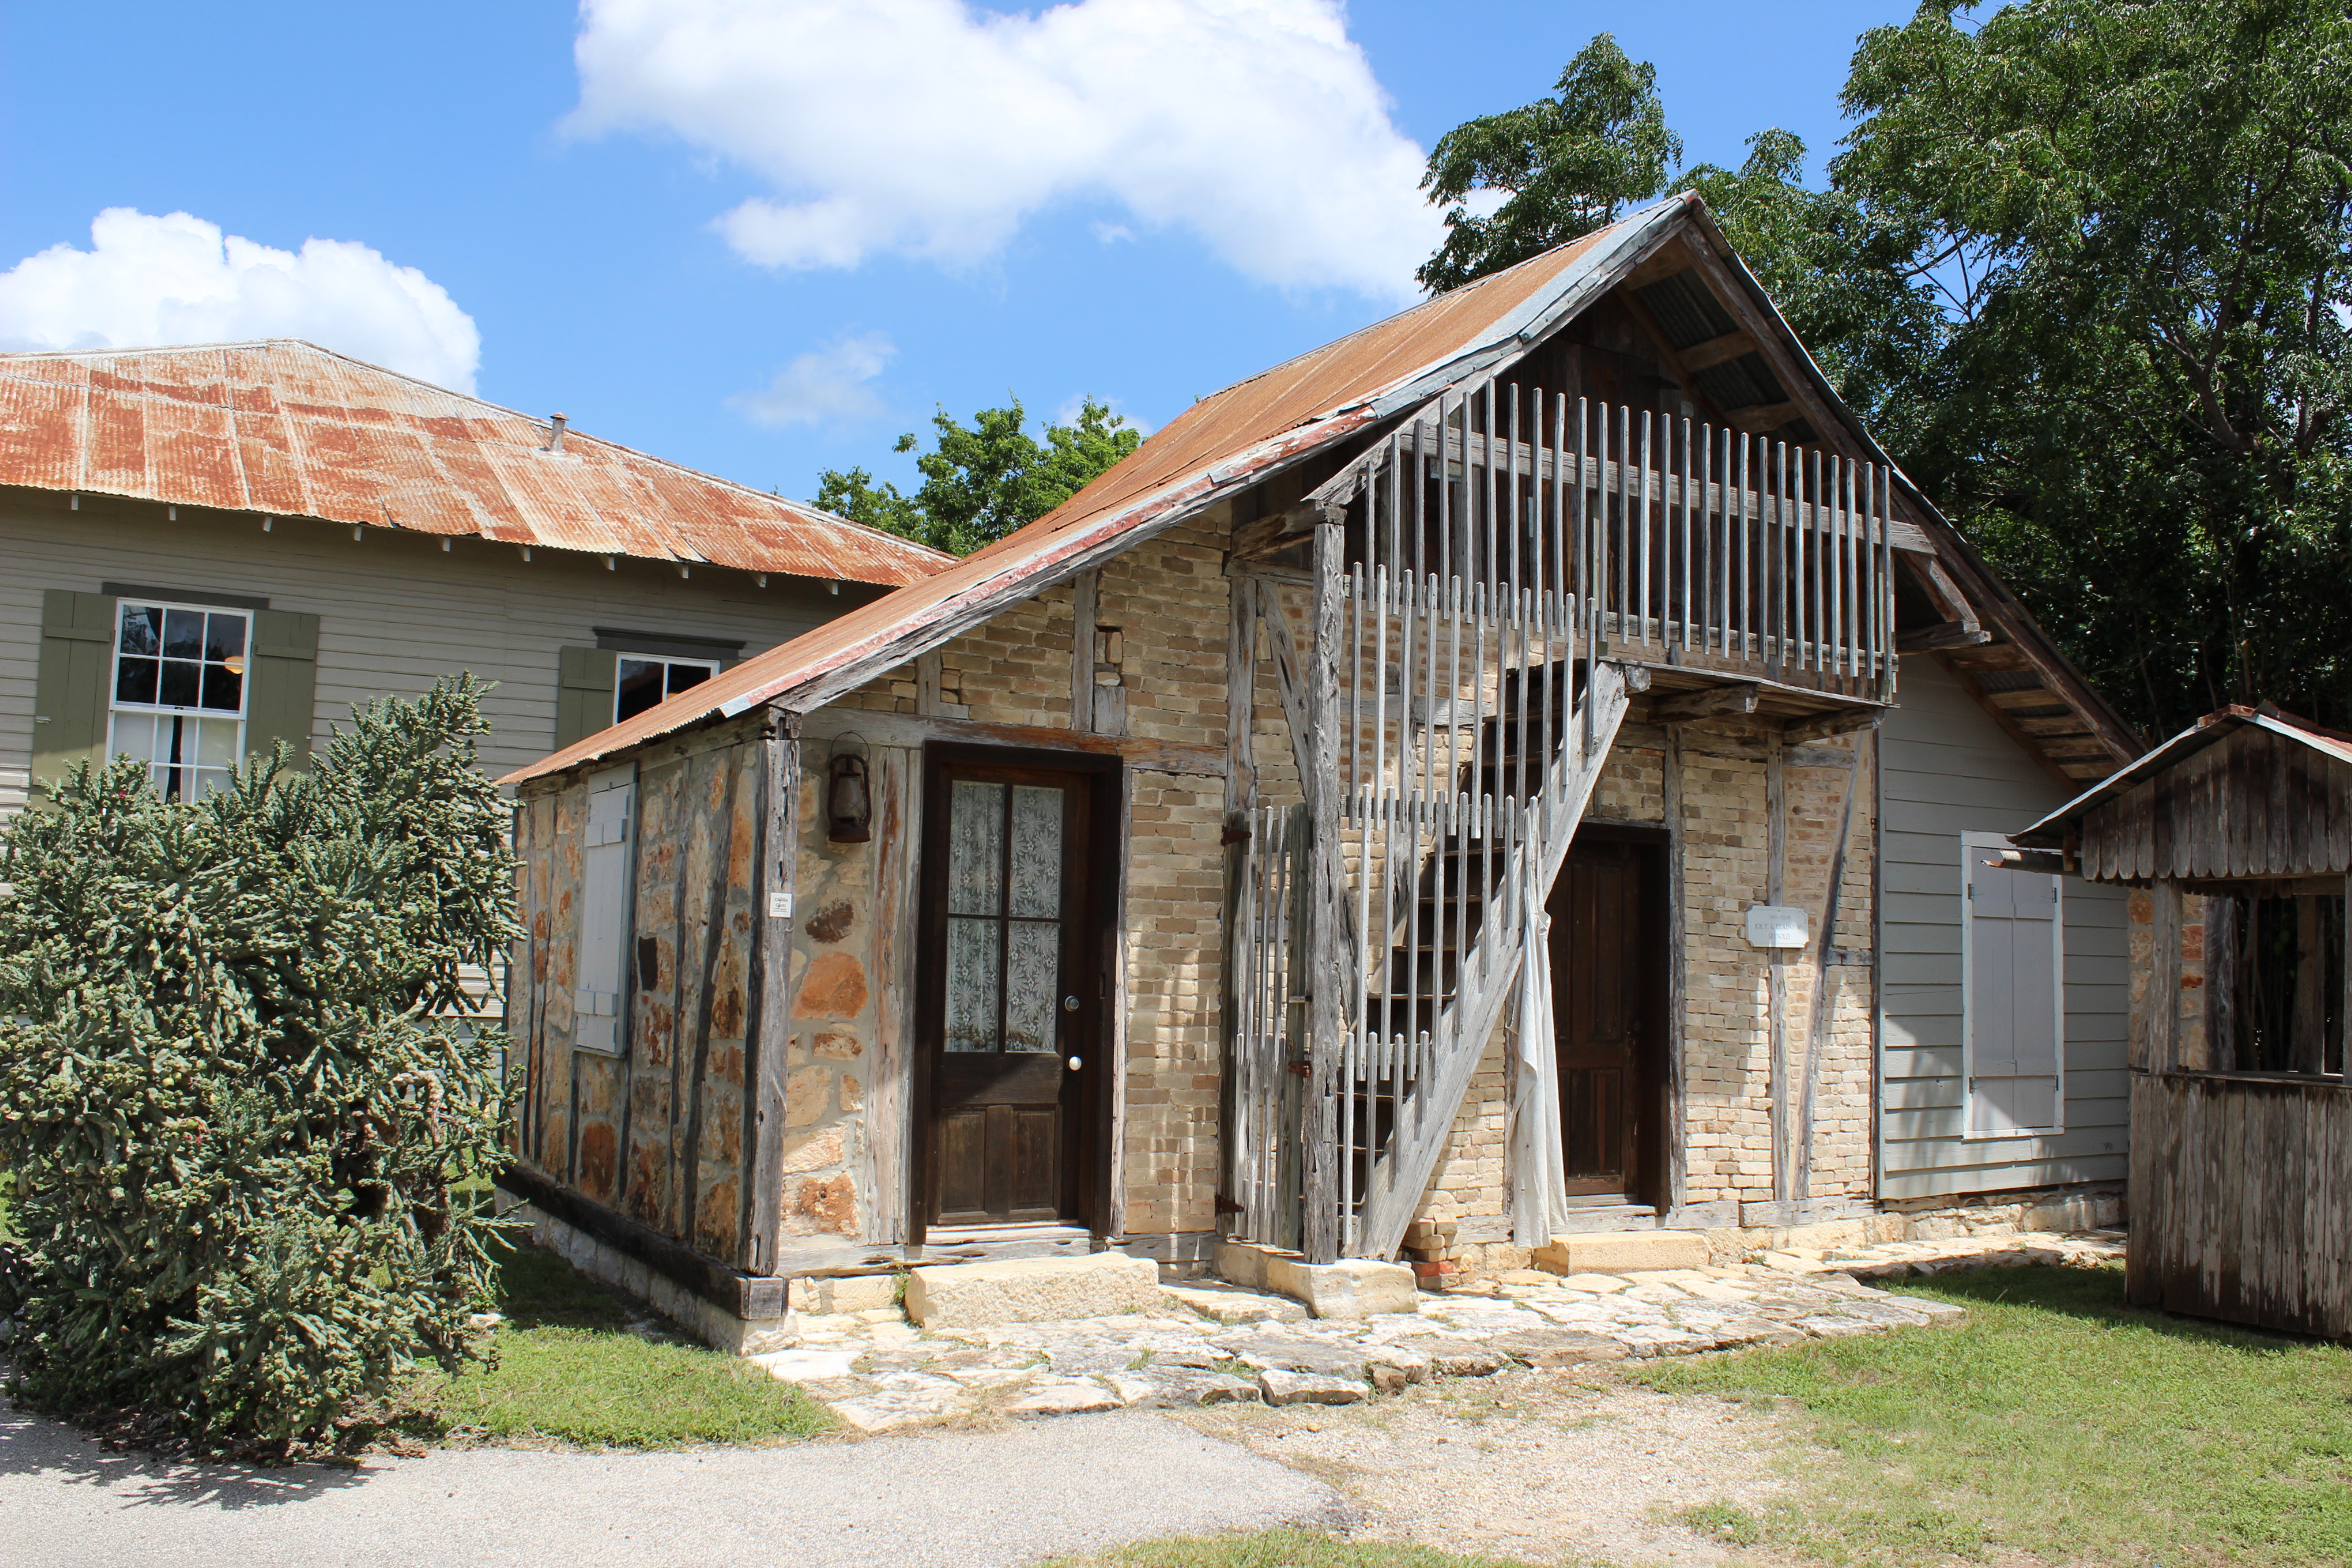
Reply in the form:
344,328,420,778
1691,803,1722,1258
498,1193,796,1355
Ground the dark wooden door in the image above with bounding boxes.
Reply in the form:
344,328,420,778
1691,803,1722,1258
918,761,1098,1228
1550,834,1665,1200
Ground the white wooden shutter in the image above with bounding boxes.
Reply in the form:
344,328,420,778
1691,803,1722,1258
574,766,636,1054
1966,853,2063,1133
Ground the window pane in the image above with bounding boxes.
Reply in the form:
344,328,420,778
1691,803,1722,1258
116,656,159,706
943,916,1001,1051
947,781,1004,917
200,662,242,713
118,603,161,655
109,713,155,764
1007,785,1065,919
205,612,246,661
666,661,713,698
615,659,664,723
162,608,205,659
1003,920,1060,1051
197,717,240,769
159,660,201,708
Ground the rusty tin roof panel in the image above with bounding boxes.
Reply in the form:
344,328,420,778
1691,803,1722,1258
0,340,950,586
502,214,1661,786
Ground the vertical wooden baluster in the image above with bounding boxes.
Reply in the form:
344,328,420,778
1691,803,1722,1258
1676,414,1692,653
1737,432,1752,663
1877,463,1897,700
1698,421,1714,655
1438,394,1454,590
1637,409,1653,647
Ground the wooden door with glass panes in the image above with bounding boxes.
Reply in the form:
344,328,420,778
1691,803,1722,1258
918,761,1098,1228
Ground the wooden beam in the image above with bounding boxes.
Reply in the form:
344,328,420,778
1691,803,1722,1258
1651,683,1761,722
1725,399,1804,431
1795,745,1864,1201
1228,502,1323,563
796,704,1227,778
1767,729,1790,1203
1680,329,1760,373
743,718,799,1273
1783,709,1881,745
1663,726,1688,1209
1068,569,1098,733
1300,514,1345,1264
1897,621,1993,653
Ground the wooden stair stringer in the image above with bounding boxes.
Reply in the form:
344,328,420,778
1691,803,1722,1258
1354,662,1635,1258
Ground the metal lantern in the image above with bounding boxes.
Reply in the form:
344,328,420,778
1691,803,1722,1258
826,735,872,843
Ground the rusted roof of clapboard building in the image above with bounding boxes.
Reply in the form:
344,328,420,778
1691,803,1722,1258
0,339,951,587
504,193,2145,787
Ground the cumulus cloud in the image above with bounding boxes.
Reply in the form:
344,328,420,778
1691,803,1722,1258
0,208,481,393
728,331,897,426
569,0,1440,301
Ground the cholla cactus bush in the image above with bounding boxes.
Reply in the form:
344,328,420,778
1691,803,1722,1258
0,676,519,1443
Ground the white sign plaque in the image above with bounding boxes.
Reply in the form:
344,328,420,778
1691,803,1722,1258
1745,904,1810,949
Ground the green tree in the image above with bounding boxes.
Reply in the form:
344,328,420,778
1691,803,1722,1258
815,395,1143,557
1417,34,1683,293
0,678,517,1446
1422,7,2352,735
1833,0,2352,732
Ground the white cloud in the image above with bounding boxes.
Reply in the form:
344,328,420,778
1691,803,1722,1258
0,208,481,393
569,0,1440,301
1054,391,1154,436
728,330,897,426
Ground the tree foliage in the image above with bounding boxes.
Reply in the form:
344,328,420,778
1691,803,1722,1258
1420,3,2352,736
815,395,1143,557
1418,34,1682,294
0,678,517,1444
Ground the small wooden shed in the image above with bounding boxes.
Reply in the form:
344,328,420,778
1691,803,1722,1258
2014,705,2352,1338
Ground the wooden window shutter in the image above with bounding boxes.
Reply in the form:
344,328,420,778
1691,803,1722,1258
31,588,117,796
574,766,636,1054
1966,860,2063,1134
246,610,322,772
556,646,619,751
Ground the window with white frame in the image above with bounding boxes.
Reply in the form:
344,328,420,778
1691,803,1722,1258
1961,832,2065,1136
615,654,716,725
109,600,249,800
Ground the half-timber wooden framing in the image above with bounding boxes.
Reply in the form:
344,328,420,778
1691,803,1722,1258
499,193,2142,1332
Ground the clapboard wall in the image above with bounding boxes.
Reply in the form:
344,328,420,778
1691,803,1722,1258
1879,656,2131,1197
0,486,877,814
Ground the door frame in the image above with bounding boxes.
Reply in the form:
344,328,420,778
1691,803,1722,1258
907,742,1123,1245
1548,820,1673,1209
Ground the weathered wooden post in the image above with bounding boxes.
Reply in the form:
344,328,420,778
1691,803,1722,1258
1301,503,1348,1264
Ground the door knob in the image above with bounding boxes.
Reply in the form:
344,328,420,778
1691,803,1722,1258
1063,995,1079,1011
1067,1056,1083,1072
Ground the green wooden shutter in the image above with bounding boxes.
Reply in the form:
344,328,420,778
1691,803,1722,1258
556,646,619,750
245,609,321,773
31,589,116,797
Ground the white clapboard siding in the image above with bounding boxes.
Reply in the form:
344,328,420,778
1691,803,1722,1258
1880,656,2130,1198
572,766,637,1055
0,496,863,798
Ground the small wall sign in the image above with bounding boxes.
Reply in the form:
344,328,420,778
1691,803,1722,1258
1745,904,1809,949
768,890,793,920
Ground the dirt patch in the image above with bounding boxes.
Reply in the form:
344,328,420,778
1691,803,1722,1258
1178,1367,1799,1565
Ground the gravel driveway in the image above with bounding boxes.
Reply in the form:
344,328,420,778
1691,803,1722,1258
1,1399,1339,1568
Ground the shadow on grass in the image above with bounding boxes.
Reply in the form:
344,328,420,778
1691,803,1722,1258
1893,1262,2321,1357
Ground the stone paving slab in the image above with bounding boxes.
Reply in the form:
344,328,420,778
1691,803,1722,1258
759,1230,2123,1433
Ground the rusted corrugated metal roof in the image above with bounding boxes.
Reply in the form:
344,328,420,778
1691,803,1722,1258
501,203,1682,786
2014,706,2352,849
0,339,951,587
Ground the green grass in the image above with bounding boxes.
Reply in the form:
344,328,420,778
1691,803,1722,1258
1049,1529,1555,1567
1643,1264,2352,1567
410,1240,833,1449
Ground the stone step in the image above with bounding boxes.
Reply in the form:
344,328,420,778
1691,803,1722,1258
1533,1229,1710,1276
902,1250,1163,1328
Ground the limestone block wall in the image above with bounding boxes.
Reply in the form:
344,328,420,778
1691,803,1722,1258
1409,717,1880,1253
776,512,1233,1247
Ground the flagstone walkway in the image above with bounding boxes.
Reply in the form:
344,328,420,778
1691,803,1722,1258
757,1228,2124,1433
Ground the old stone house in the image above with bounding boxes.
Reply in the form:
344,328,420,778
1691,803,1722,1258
0,339,946,822
497,194,2141,1349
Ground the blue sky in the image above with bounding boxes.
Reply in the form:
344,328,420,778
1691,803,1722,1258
1,1,1913,508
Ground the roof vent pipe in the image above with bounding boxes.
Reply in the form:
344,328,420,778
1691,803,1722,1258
546,412,568,453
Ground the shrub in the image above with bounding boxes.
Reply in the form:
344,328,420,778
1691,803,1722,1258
0,676,519,1444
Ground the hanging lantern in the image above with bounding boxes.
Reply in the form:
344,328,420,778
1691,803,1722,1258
826,734,872,843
